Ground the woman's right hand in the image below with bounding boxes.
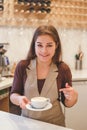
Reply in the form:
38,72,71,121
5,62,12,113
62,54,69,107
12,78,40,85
10,93,30,109
18,96,30,109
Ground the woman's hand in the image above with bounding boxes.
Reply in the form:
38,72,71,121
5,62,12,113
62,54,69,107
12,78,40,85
10,93,30,109
18,96,30,109
59,83,78,107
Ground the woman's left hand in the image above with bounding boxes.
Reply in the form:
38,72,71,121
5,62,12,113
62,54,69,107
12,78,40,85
59,83,78,107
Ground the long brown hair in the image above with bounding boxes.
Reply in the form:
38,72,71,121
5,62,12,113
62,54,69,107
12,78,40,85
26,25,62,64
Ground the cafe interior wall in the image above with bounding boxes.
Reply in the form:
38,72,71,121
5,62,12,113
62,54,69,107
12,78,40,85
0,26,87,70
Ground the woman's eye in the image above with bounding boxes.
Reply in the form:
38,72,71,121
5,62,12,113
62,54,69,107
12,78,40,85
36,44,53,48
38,44,42,47
47,45,53,47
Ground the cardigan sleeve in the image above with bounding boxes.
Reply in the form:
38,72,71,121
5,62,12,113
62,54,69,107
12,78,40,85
57,62,72,106
10,60,29,95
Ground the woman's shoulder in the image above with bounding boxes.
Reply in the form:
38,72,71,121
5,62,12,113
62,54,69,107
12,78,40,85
57,61,71,71
17,60,30,68
15,60,30,74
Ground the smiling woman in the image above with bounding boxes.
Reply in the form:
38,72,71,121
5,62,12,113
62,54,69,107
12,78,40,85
10,25,78,127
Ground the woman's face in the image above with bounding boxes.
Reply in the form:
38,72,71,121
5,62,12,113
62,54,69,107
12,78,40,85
35,35,57,63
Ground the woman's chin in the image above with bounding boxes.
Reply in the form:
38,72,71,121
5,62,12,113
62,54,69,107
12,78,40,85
40,58,51,63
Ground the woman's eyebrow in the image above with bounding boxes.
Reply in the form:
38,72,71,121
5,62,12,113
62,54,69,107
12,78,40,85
36,42,42,44
36,42,53,44
47,42,53,44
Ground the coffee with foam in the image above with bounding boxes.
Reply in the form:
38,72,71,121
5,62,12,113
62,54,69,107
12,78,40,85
31,97,50,109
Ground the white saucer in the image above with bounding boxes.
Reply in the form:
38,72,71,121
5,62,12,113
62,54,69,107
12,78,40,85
26,103,52,111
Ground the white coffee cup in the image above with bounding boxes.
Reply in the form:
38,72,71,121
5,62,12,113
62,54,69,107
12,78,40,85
31,97,50,109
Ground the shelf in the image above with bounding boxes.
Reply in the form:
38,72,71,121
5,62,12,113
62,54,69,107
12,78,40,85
0,0,87,29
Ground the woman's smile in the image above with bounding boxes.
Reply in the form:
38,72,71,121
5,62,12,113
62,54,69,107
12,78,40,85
39,53,49,57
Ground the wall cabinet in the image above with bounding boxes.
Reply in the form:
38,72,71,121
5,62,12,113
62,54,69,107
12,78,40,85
65,81,87,130
0,77,13,112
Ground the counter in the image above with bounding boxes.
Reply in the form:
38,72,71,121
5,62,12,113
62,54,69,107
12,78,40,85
71,69,87,81
0,111,73,130
0,77,13,90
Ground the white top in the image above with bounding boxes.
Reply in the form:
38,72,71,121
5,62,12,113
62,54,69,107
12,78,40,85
0,111,73,130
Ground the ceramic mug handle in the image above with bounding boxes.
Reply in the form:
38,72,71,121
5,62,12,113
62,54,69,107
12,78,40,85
46,98,50,103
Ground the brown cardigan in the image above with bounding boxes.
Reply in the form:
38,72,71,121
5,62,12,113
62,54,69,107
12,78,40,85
10,60,72,115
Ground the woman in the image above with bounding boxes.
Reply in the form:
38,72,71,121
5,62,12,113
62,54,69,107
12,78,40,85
10,25,78,126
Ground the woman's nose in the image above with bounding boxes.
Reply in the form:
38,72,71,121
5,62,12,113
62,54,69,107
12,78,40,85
41,47,47,53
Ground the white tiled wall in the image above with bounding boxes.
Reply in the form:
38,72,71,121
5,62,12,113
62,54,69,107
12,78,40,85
0,26,87,69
